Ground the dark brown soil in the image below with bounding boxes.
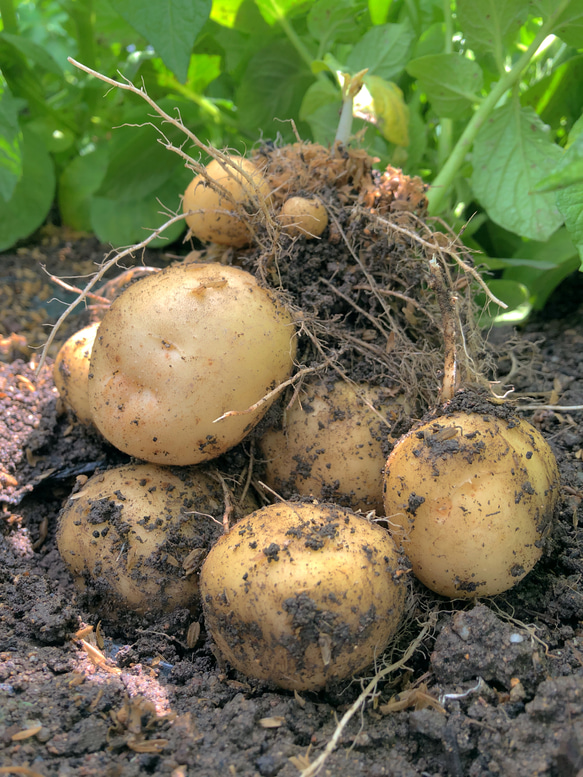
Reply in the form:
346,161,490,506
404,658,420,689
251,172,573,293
2,234,583,777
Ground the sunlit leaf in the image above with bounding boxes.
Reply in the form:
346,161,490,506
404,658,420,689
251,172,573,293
472,101,563,240
534,0,583,48
255,0,313,25
368,0,392,26
359,75,409,145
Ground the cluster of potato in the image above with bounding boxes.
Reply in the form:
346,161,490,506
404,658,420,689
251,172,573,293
54,154,560,691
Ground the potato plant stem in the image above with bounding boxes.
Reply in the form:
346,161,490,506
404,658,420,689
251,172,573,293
427,0,572,215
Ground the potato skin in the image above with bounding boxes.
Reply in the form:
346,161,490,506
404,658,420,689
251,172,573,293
53,322,99,424
200,502,406,691
259,381,400,513
383,410,560,598
88,263,297,465
57,463,226,617
183,157,270,247
280,196,328,238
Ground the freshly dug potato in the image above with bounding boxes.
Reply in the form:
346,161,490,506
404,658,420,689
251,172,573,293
200,502,406,691
383,409,560,598
280,196,328,238
53,322,100,424
57,463,229,616
183,157,270,247
89,263,297,465
259,381,403,513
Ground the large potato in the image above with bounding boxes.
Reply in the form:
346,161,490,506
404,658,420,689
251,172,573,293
183,157,270,247
57,463,230,617
53,322,100,424
200,502,406,691
383,409,560,598
88,263,297,464
259,381,403,513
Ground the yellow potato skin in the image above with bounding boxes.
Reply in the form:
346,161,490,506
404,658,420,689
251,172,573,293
259,381,400,514
183,157,270,247
383,410,560,598
200,502,406,691
57,463,225,616
53,322,100,424
88,263,297,465
280,196,328,238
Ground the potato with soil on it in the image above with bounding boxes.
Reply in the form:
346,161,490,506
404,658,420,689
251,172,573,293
53,322,100,425
183,157,270,247
259,381,405,514
88,262,297,465
57,462,239,617
279,196,328,238
200,502,407,691
383,408,560,598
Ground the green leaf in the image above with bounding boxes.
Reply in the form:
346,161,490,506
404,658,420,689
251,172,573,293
0,128,55,252
302,102,343,145
406,54,483,119
95,117,186,202
368,0,392,25
476,279,532,326
108,0,211,81
555,133,583,259
255,0,313,25
0,31,63,75
307,0,367,50
236,40,313,140
456,0,526,54
299,79,339,120
521,54,583,131
90,169,192,248
535,0,583,48
472,101,563,241
59,146,110,232
346,22,414,80
535,159,583,192
0,88,23,202
210,0,246,27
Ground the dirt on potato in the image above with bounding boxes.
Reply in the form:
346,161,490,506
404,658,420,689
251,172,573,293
1,145,583,777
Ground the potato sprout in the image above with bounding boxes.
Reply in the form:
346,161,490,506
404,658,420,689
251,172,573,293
200,501,406,690
383,409,560,598
88,263,297,465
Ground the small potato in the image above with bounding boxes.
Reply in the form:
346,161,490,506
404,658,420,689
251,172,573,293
279,196,328,238
200,502,406,691
383,409,560,598
259,381,403,513
89,263,297,465
53,322,100,424
183,157,270,247
57,463,228,617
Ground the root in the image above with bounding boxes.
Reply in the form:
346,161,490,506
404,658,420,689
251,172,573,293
298,613,437,777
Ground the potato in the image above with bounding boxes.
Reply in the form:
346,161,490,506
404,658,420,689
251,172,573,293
183,157,270,247
53,322,99,424
200,502,406,690
57,463,228,616
280,196,328,238
259,381,403,513
383,409,560,598
88,263,297,465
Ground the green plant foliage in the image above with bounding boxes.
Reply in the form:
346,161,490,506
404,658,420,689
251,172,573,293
0,0,582,322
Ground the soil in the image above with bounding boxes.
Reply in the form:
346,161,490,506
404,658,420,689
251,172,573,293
2,230,583,777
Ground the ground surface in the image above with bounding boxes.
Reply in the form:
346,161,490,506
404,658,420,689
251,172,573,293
1,233,583,777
